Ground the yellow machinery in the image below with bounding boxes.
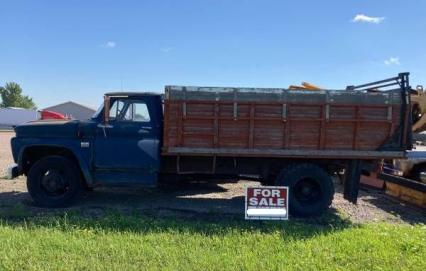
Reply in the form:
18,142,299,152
410,85,426,133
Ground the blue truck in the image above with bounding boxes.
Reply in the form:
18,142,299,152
8,74,412,216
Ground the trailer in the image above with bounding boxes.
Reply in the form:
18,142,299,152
9,73,412,216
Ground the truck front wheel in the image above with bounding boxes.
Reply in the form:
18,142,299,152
275,163,334,217
27,156,82,207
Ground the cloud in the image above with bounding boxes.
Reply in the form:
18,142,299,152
161,47,173,53
352,14,385,24
384,57,400,66
103,41,116,48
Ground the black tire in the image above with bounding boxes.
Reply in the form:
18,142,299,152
27,156,83,207
275,163,334,217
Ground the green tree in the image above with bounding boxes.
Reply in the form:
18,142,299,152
0,82,36,109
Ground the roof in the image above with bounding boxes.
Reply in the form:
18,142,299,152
43,101,96,111
105,92,161,97
5,107,35,110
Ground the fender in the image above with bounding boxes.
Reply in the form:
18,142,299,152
15,138,94,185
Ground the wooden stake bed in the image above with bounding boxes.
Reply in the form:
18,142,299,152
162,83,410,160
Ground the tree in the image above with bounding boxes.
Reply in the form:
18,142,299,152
0,82,36,109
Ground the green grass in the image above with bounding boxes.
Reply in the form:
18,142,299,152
0,212,425,271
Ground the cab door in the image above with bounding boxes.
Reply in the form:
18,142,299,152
94,96,161,186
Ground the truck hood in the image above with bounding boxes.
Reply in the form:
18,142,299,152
14,119,81,138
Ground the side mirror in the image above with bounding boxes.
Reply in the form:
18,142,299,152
104,95,110,124
417,85,424,93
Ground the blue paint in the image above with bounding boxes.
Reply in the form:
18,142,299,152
11,93,163,187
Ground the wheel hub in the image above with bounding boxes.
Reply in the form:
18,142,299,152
295,178,322,204
41,169,68,195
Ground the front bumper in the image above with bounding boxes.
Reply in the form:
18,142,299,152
6,164,19,179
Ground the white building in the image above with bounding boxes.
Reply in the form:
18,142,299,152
0,107,39,128
43,101,96,120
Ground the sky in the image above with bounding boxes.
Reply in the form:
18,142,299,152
1,0,425,109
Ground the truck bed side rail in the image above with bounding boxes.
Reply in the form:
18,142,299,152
347,73,412,151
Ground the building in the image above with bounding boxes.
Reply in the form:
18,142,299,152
0,107,39,128
43,101,96,120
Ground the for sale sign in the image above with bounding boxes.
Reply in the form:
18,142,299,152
245,186,289,220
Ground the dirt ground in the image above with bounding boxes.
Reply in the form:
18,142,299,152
1,131,425,224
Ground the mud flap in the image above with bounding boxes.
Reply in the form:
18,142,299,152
344,159,362,204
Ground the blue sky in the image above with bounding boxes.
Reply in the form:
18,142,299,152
1,0,425,109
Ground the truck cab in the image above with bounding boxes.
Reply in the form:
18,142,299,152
10,92,163,207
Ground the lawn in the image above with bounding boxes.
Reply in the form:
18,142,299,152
0,212,425,271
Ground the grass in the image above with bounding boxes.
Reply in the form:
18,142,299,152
0,203,30,218
0,211,425,271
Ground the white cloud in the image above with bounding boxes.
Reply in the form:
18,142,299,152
161,47,173,53
384,57,400,66
352,14,385,24
103,41,116,48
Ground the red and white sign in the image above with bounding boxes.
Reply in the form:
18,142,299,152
245,186,289,220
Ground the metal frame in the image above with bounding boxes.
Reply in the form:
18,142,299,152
346,73,410,92
347,72,412,150
164,147,404,159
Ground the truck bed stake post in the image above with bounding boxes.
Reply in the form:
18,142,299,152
343,159,362,204
233,89,238,120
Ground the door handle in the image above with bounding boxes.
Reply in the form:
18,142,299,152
97,124,114,129
138,126,152,133
97,123,114,138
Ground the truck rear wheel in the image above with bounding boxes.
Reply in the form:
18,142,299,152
27,156,82,207
275,163,334,217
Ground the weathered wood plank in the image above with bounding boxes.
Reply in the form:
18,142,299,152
163,84,405,159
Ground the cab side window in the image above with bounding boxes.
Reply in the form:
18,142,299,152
123,102,151,122
108,99,151,122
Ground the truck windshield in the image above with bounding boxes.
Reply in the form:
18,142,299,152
92,103,103,119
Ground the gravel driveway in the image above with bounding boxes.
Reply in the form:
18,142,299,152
1,131,425,224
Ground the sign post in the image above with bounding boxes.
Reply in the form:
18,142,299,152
245,186,289,220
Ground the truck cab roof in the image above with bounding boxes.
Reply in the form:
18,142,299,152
105,92,161,97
